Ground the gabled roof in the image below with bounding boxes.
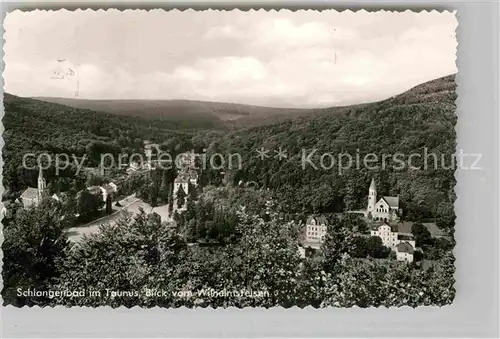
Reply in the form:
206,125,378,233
396,241,414,254
372,222,397,232
376,198,390,207
423,222,446,237
382,196,399,209
21,187,39,200
306,215,328,226
396,221,446,238
398,234,414,241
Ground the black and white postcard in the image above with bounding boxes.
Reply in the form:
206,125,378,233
2,9,458,309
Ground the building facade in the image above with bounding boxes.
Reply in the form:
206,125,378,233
173,177,189,198
304,215,328,243
366,178,401,221
20,167,46,208
371,222,417,263
370,223,399,249
396,242,415,263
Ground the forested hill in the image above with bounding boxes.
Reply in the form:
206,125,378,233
31,75,455,130
2,93,195,193
215,74,457,226
33,97,309,129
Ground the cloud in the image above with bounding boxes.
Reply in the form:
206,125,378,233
3,10,457,107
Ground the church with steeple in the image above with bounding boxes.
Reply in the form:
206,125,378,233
365,178,401,222
20,166,47,208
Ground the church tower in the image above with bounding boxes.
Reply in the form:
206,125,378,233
37,166,46,201
367,178,376,214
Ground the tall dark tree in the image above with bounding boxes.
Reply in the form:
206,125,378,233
77,190,104,222
412,223,432,246
176,186,187,209
365,236,391,258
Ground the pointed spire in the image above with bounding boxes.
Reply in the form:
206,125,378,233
369,177,376,190
37,165,46,199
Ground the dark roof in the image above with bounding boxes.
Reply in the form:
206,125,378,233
21,187,39,200
382,196,399,208
423,223,446,237
396,241,414,254
398,234,414,241
397,222,413,234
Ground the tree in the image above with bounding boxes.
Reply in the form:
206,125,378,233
320,217,358,271
86,174,105,187
54,210,185,308
105,195,113,214
412,223,432,246
223,206,304,307
321,253,455,308
176,185,186,209
168,194,174,215
187,181,198,201
2,199,70,306
77,190,104,222
436,201,455,229
366,236,391,258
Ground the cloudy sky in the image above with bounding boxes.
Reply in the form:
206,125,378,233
4,10,457,107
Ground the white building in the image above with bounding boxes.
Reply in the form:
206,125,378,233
173,176,189,198
86,185,114,203
370,222,399,249
304,215,328,243
371,221,417,263
366,178,401,222
144,142,159,158
370,222,416,250
396,242,415,263
100,184,115,202
108,182,119,193
20,167,46,208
